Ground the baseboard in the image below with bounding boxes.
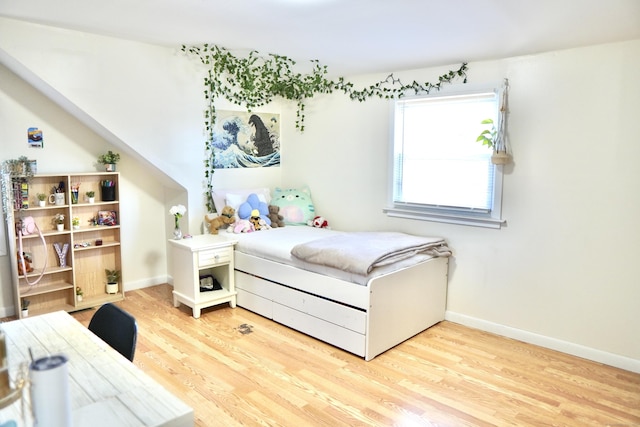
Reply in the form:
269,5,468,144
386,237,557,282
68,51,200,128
445,311,640,374
123,275,170,292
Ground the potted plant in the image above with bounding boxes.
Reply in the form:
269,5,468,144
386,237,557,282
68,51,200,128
21,298,30,317
54,213,65,231
72,217,80,230
36,193,47,207
476,118,511,165
97,150,121,172
76,287,84,303
105,269,121,294
86,190,95,203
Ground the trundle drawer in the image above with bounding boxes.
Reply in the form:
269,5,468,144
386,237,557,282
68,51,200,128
198,247,232,267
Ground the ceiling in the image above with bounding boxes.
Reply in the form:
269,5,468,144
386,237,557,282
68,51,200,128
1,0,639,76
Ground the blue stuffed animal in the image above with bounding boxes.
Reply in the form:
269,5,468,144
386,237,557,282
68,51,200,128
237,193,271,226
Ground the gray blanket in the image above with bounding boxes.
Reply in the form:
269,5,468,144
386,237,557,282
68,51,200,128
291,231,451,275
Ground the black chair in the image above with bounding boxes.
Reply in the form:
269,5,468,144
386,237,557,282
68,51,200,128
88,303,138,361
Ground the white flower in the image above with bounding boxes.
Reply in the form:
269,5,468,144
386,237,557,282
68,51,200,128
169,205,186,218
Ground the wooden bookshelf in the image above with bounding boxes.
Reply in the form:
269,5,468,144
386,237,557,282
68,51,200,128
4,172,124,318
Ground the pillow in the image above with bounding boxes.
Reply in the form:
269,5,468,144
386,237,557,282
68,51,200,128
271,186,315,225
211,187,271,214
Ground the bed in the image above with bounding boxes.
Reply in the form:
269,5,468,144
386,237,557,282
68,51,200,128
229,226,450,361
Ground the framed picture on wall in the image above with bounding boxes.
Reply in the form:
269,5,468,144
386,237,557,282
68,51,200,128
212,110,281,169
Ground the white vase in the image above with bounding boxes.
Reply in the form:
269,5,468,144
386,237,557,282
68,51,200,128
38,200,46,207
77,295,83,303
106,283,118,294
88,197,95,204
56,224,64,232
21,309,28,318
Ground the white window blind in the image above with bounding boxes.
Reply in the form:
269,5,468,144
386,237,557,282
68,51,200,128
387,87,505,228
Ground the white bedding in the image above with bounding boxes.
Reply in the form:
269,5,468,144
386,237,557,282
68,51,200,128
229,226,442,286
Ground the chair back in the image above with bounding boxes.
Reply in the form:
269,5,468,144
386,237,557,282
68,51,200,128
88,303,137,361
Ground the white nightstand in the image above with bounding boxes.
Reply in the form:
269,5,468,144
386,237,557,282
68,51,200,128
168,234,238,318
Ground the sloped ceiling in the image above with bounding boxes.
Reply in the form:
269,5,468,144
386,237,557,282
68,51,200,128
1,0,639,75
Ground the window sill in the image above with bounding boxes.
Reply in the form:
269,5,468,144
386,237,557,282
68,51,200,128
383,207,506,229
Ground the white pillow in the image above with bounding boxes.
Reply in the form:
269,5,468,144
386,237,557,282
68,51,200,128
211,187,271,213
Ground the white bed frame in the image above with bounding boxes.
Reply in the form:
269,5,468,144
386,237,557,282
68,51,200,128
234,250,449,361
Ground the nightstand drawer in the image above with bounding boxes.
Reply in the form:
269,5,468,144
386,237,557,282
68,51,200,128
198,247,232,267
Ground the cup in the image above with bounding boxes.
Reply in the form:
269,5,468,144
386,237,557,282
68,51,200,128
29,354,72,427
49,193,65,206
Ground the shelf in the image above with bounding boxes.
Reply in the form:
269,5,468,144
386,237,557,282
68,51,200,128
5,171,123,318
28,303,76,317
73,241,120,251
74,292,124,310
72,225,120,233
19,280,74,296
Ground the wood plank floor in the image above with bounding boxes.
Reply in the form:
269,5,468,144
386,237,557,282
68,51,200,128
67,284,639,426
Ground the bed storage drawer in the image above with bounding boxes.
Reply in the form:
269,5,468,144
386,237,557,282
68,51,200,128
198,247,232,267
273,285,366,334
237,288,273,319
273,304,366,357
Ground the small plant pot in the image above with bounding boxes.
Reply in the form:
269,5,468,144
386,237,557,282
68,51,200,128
21,309,28,318
105,163,116,172
106,282,118,294
38,200,46,207
88,197,95,204
56,224,64,232
491,151,512,165
76,295,83,303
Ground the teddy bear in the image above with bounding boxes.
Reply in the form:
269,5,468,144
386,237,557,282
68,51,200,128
17,251,34,276
267,205,285,228
308,215,329,229
204,205,236,234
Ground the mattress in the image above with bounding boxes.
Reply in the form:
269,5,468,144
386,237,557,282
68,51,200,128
230,226,437,286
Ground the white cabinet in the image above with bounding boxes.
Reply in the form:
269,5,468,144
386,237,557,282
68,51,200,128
169,235,238,318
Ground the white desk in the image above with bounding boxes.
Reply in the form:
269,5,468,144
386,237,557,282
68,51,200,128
0,311,193,426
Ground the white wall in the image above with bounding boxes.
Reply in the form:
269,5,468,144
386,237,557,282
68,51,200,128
280,41,640,371
1,16,638,372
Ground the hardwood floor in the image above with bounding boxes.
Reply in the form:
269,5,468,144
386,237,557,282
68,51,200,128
68,284,639,426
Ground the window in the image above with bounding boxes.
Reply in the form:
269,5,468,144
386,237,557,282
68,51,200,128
385,84,506,228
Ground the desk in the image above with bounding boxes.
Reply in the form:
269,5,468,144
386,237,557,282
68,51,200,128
0,311,193,426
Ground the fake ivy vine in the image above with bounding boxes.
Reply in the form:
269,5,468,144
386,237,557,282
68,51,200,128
181,44,468,212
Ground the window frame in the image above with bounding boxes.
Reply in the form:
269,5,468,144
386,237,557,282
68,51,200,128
384,82,506,229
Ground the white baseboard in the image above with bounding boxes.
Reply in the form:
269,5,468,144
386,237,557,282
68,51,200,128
445,311,640,374
123,275,170,292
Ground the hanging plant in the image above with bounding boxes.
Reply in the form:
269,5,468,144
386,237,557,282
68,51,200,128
181,44,468,211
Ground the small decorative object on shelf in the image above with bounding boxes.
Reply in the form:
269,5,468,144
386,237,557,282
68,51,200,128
72,217,80,230
53,242,70,267
54,213,65,231
76,287,83,302
70,182,80,204
85,191,95,203
100,180,116,201
105,269,121,294
97,150,120,172
20,298,30,317
36,193,47,207
170,204,186,240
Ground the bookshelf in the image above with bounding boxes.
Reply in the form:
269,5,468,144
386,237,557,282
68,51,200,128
3,172,123,318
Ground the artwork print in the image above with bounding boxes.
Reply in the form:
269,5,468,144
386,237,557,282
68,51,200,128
212,111,281,168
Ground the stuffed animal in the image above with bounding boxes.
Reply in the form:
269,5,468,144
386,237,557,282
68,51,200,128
308,215,329,229
267,205,285,228
230,218,255,233
204,206,236,234
238,193,271,226
249,209,263,231
17,251,33,275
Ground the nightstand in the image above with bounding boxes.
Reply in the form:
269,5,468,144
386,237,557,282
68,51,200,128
168,234,238,318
